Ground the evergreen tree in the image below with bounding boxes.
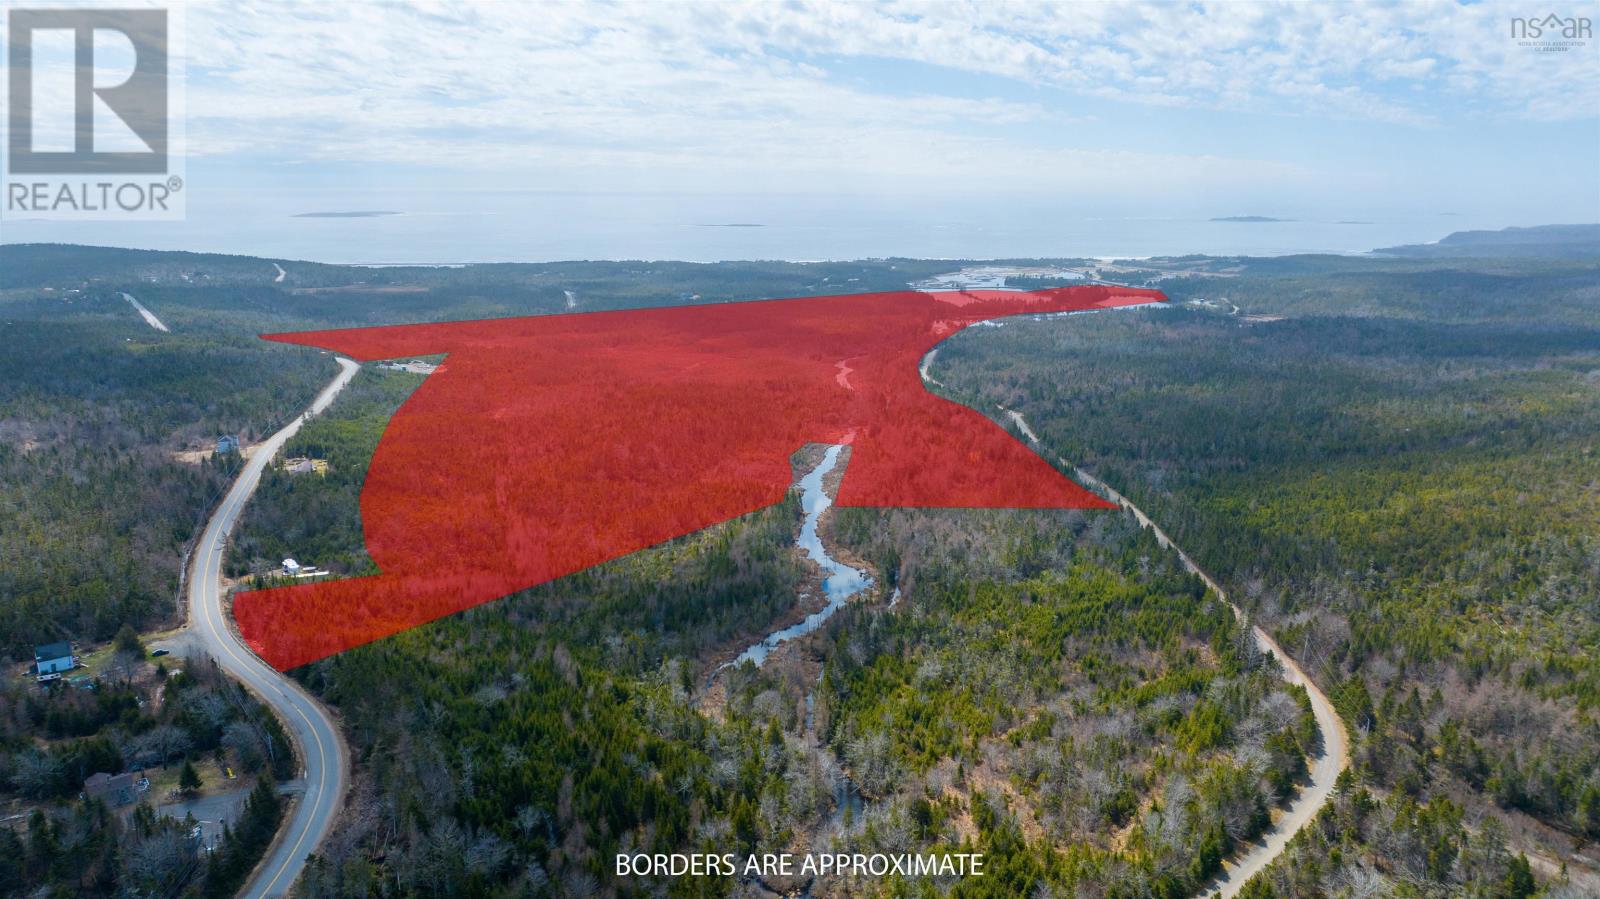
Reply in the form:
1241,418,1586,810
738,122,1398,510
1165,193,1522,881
179,760,202,794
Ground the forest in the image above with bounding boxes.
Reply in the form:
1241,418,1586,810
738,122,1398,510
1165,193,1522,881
0,245,959,662
0,286,329,659
239,372,1319,898
0,243,1595,897
936,254,1600,895
232,252,1593,896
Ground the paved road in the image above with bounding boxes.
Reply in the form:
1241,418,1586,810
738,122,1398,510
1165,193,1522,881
916,337,1349,899
186,356,358,898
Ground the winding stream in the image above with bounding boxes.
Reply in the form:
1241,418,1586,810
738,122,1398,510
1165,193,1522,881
708,446,872,688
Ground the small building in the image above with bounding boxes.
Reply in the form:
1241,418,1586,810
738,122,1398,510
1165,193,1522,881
84,772,137,807
280,557,330,579
282,457,329,475
34,641,73,682
378,360,437,375
216,435,241,454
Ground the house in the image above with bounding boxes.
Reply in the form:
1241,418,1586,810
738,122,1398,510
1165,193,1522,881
281,557,329,579
84,772,137,807
34,641,73,682
216,435,241,454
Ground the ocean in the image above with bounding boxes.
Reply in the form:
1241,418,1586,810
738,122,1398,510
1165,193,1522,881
0,188,1517,264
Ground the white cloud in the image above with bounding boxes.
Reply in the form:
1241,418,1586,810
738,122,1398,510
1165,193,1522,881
169,1,1596,192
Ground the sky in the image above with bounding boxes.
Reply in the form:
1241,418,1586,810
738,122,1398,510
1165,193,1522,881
3,0,1599,257
183,1,1600,215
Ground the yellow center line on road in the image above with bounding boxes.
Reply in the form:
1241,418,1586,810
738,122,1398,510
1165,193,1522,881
186,357,356,898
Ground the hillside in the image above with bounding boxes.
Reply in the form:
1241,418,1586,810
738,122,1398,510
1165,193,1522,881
1375,223,1600,259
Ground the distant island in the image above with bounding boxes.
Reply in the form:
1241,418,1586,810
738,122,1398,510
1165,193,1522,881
293,211,403,218
1336,220,1374,225
1211,215,1290,223
694,223,765,228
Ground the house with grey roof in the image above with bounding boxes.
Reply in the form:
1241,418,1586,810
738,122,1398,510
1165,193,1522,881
34,642,73,682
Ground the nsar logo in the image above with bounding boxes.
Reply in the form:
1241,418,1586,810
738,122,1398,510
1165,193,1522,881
1510,13,1592,51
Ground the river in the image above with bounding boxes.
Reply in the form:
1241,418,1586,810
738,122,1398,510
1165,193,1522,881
708,445,872,685
702,444,874,854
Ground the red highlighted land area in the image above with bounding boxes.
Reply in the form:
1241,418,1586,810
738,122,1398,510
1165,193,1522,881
236,286,1164,669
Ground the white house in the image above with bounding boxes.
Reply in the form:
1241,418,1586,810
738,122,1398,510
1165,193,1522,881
35,641,73,682
283,558,302,576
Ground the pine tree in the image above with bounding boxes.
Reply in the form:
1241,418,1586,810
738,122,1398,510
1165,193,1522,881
179,760,201,793
114,623,144,656
1500,853,1536,899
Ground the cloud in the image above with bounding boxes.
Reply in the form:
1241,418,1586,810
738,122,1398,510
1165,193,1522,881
169,1,1596,191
